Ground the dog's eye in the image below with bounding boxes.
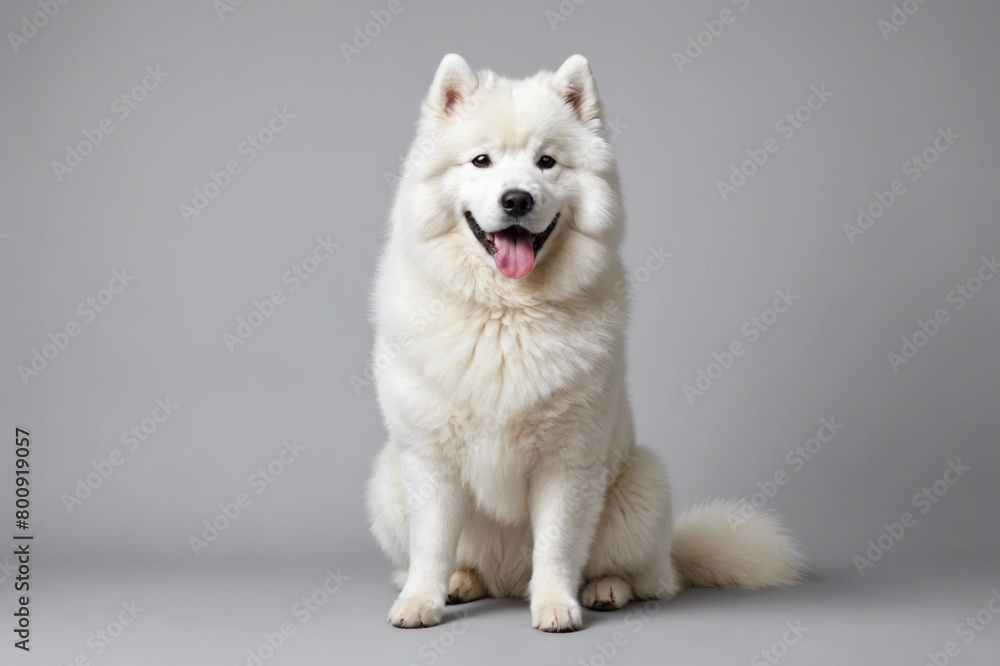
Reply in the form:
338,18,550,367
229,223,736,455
537,155,556,170
472,154,491,168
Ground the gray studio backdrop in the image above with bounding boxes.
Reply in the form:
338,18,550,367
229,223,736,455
1,0,998,658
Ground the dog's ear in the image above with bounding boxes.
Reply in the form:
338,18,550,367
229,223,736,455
555,55,602,125
423,54,477,121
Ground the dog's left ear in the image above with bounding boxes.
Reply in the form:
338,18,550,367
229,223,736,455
555,55,603,124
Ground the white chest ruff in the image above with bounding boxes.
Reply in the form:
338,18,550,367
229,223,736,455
378,299,622,524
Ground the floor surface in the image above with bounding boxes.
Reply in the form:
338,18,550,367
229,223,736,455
16,556,999,665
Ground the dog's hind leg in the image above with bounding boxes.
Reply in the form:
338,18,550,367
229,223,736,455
447,568,488,604
583,446,681,609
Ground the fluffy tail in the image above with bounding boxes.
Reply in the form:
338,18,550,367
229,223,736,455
671,499,806,589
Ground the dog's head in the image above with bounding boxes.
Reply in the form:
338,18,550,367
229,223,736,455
392,55,624,302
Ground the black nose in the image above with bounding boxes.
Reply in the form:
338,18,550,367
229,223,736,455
500,189,534,217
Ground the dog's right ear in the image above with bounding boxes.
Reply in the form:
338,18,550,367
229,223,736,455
422,54,477,122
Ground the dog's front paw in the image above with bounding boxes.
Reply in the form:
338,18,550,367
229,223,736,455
531,598,583,632
388,597,443,628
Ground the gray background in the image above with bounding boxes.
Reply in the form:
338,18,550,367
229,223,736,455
1,0,998,664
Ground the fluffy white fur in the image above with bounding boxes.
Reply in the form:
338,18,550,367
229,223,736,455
366,54,804,632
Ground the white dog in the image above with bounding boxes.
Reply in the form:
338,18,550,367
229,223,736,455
366,54,804,632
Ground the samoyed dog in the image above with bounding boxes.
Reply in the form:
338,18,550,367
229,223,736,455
366,54,804,632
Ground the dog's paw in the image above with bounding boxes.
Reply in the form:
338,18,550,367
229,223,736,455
447,569,487,604
581,576,633,611
388,597,443,628
531,599,583,632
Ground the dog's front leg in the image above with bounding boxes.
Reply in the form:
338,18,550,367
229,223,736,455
528,459,606,632
388,447,468,628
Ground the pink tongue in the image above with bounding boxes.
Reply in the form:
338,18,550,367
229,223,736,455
493,230,535,279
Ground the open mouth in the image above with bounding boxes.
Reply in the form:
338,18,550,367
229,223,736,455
464,211,559,279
